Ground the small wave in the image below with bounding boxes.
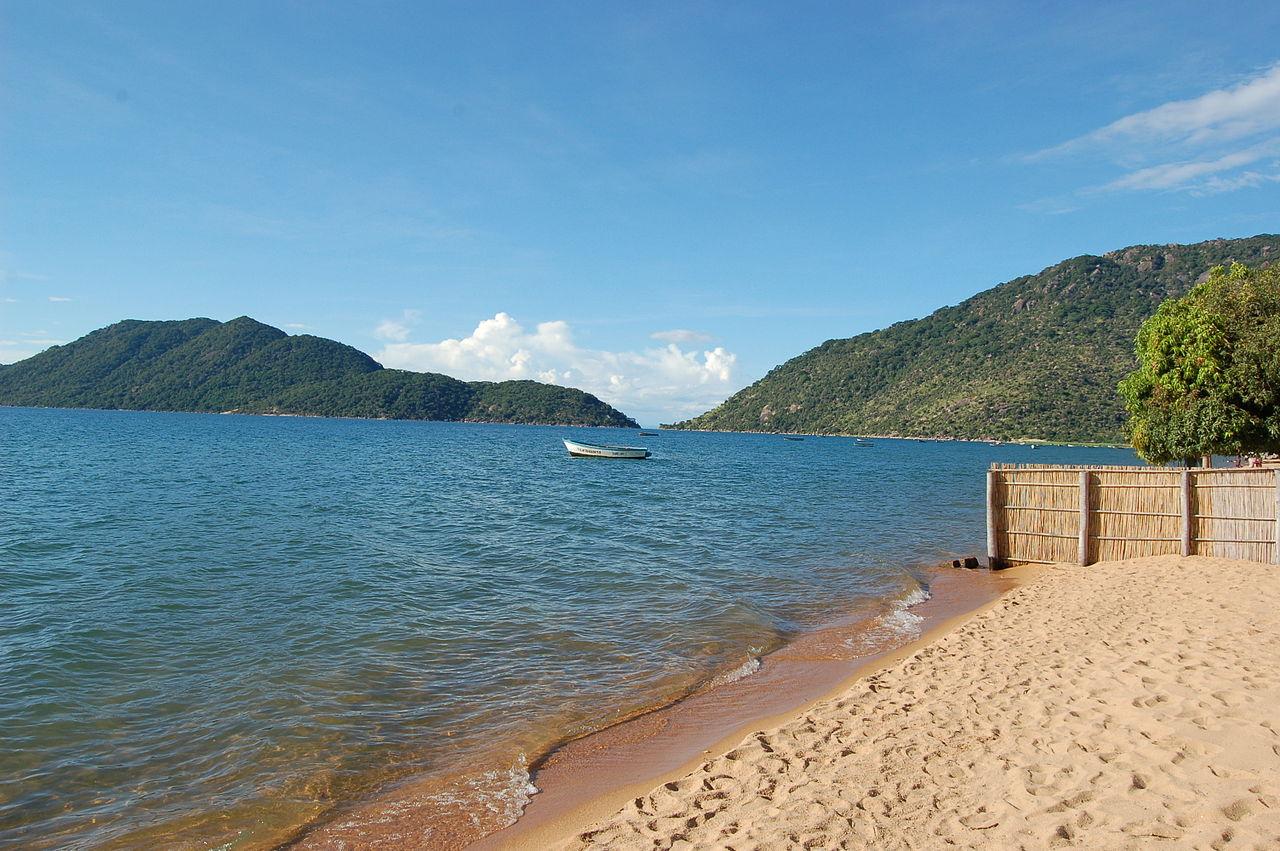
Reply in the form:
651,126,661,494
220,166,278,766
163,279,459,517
842,581,932,654
477,754,539,827
898,584,930,609
707,656,761,688
876,605,924,637
418,753,539,831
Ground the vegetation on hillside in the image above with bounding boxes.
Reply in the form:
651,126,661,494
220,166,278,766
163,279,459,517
1119,263,1280,464
0,317,638,427
669,236,1279,443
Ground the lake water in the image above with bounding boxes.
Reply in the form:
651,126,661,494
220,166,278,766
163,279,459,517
0,407,1137,848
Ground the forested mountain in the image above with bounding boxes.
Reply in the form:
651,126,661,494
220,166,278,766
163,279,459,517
670,235,1280,443
0,316,638,427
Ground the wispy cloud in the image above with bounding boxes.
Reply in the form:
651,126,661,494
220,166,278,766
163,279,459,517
374,308,422,342
376,312,737,421
0,337,64,364
654,149,755,184
1015,196,1082,216
1194,170,1280,195
1026,62,1280,198
283,322,308,330
650,328,713,344
0,269,48,284
1096,141,1280,192
48,296,72,302
1033,63,1280,159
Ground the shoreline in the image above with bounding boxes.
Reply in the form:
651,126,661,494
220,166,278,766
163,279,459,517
531,556,1280,849
0,404,639,429
476,564,1036,850
285,564,1022,850
4,405,1126,445
655,425,1127,449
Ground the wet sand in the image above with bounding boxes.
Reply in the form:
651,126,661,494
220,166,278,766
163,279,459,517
477,567,1013,849
286,567,1014,849
521,556,1280,849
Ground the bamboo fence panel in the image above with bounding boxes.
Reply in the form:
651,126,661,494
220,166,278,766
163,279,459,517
1089,468,1181,563
988,464,1279,566
990,466,1081,565
1193,468,1276,562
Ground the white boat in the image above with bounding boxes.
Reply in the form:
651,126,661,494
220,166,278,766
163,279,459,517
563,438,651,459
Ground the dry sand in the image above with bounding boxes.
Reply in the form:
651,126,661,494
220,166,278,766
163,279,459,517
524,556,1280,850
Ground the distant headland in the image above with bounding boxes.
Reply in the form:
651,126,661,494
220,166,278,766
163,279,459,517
0,316,639,427
668,235,1279,444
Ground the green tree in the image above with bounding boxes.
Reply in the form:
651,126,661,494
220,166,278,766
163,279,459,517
1118,262,1280,464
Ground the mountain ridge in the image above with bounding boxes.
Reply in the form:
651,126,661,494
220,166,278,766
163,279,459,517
668,235,1280,443
0,316,638,427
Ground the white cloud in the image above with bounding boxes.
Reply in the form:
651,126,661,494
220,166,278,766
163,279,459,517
374,308,422,342
376,312,738,421
651,328,713,344
283,322,308,330
1015,196,1082,216
0,338,63,364
48,295,72,302
1029,63,1280,197
0,269,47,284
1036,63,1280,158
1193,169,1280,195
375,319,411,341
0,348,38,364
1099,142,1280,192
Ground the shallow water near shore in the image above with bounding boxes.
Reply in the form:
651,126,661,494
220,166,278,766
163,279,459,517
0,407,1137,848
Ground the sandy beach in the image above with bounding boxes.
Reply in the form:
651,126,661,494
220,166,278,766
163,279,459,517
508,556,1280,850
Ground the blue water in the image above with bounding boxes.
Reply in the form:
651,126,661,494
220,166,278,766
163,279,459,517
0,407,1138,847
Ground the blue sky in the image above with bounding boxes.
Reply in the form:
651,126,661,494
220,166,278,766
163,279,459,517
3,1,1279,424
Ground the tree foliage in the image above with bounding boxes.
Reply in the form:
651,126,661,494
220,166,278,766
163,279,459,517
1118,262,1280,464
0,316,639,428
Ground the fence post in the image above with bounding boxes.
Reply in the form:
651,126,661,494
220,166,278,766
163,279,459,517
986,467,999,568
1274,469,1280,566
1078,470,1090,565
1181,469,1193,557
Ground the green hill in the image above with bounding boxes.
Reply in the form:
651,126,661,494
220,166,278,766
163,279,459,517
0,316,638,427
669,235,1280,443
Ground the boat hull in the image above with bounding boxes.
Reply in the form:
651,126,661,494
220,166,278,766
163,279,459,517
562,438,650,459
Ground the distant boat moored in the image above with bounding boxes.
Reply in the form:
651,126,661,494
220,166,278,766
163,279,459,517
563,438,651,459
638,431,659,436
783,436,805,441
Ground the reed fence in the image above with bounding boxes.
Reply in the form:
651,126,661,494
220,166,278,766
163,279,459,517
987,464,1280,566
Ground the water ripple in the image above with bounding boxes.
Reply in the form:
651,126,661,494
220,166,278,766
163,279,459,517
0,408,1138,847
